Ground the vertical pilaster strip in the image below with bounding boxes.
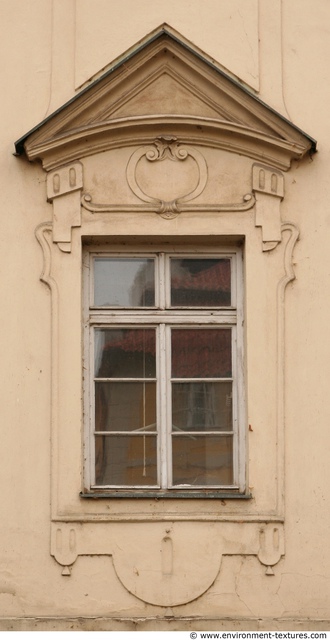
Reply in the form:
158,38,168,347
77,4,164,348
258,0,289,116
46,0,76,115
276,223,299,518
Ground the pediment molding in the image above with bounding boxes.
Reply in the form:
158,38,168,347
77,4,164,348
15,26,316,172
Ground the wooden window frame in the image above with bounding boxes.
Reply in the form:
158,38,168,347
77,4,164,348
83,243,246,497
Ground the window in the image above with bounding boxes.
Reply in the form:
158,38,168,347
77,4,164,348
83,245,245,496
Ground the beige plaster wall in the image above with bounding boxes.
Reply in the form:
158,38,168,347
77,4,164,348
74,0,259,90
0,0,330,630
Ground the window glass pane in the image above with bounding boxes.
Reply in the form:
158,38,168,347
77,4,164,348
95,435,157,485
172,436,233,486
94,328,156,378
170,258,231,307
171,329,232,378
95,382,156,432
172,382,232,432
94,258,155,307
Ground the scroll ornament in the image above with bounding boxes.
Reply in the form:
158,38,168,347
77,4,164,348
81,136,255,220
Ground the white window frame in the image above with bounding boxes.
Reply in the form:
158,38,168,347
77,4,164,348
83,244,246,496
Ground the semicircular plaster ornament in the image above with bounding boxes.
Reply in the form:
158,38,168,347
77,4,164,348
50,519,285,602
111,523,223,606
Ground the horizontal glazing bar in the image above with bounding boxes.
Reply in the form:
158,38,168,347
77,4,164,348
168,485,239,490
89,305,237,316
90,486,161,490
89,315,237,324
91,306,157,311
171,431,234,436
94,431,156,435
90,308,237,313
94,378,157,382
170,377,233,382
89,306,160,315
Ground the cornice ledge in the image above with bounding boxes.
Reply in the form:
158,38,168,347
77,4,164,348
24,115,309,172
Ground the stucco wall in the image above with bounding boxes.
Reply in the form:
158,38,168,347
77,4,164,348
0,0,329,630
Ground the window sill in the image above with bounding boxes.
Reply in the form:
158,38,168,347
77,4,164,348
80,490,252,500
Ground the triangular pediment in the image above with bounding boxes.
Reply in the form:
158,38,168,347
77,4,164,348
15,25,316,171
95,71,232,122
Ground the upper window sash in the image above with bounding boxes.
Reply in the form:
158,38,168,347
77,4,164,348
88,251,239,311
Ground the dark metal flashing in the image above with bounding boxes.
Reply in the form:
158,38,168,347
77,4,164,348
80,491,252,500
14,24,317,157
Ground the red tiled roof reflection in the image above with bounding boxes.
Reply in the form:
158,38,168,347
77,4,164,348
171,259,230,291
103,328,232,377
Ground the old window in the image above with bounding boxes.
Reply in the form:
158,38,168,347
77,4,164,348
83,245,245,496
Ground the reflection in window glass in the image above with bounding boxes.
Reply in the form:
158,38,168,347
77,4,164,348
170,258,231,307
172,436,233,486
172,382,232,431
95,381,156,432
171,329,232,378
94,258,155,307
95,435,157,486
94,328,156,378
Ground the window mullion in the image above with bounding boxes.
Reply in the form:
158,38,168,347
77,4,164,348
159,252,166,310
158,323,168,488
165,324,173,488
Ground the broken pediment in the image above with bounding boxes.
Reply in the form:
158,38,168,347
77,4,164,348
15,25,316,171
